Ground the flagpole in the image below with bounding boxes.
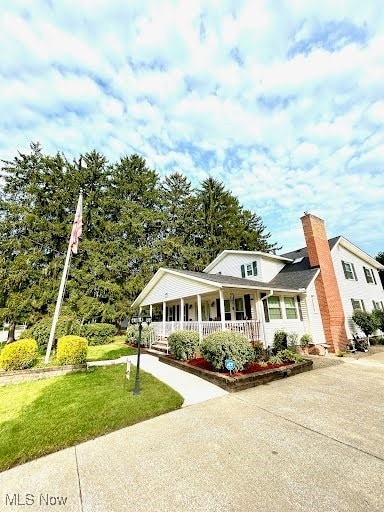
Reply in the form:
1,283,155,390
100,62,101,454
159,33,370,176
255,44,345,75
45,192,83,364
44,242,72,364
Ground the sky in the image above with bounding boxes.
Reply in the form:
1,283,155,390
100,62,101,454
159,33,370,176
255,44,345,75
1,0,383,258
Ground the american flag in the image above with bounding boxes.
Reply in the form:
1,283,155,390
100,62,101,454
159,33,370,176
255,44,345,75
70,193,83,254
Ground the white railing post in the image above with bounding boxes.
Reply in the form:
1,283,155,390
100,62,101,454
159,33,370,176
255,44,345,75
197,294,203,341
180,298,184,330
219,290,226,332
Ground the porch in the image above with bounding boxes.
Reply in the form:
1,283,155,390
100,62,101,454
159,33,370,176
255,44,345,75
149,319,261,350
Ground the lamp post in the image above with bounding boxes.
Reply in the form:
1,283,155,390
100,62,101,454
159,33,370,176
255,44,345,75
130,314,152,395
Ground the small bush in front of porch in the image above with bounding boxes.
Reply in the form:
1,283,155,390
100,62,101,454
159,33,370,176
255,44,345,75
201,332,254,372
168,330,200,361
126,325,154,347
273,330,288,353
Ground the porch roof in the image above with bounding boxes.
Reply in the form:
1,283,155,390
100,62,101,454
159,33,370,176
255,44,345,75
132,265,319,308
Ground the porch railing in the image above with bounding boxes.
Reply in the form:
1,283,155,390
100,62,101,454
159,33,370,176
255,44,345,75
150,320,261,346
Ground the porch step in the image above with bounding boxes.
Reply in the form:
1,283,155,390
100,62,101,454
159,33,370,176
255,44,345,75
150,342,169,354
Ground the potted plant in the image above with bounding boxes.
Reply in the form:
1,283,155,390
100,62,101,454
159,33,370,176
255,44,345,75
298,334,312,355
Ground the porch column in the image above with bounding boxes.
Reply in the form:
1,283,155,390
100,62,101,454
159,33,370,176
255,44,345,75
180,298,184,330
149,304,153,318
219,289,226,332
162,301,166,339
139,306,142,314
197,294,203,340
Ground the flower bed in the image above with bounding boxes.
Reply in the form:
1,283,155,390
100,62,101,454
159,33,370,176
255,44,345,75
158,354,313,392
187,357,292,375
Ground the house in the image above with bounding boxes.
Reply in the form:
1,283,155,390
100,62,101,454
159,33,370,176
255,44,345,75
132,213,384,353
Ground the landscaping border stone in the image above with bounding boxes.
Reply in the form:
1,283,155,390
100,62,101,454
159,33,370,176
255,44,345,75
158,355,313,392
0,364,87,386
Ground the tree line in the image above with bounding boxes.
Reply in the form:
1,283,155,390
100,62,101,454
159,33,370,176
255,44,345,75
0,143,278,338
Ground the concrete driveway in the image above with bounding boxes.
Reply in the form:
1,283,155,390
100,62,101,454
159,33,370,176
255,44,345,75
1,354,383,512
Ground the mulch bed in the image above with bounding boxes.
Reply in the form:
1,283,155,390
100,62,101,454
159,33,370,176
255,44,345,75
159,354,313,392
186,357,292,376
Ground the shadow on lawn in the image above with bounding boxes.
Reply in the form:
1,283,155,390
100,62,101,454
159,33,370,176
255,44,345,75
0,364,183,472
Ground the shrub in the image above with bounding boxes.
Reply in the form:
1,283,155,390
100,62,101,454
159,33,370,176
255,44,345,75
352,311,379,337
277,349,303,363
287,332,299,352
253,341,265,361
56,335,88,365
168,330,200,360
269,354,283,365
80,323,115,345
126,325,154,348
372,309,384,332
200,331,254,371
0,339,38,370
20,316,81,352
273,330,288,353
300,334,312,348
371,335,384,345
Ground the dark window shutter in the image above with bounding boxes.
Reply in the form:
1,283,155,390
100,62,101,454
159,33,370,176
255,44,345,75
351,263,357,280
373,300,376,310
297,295,303,321
244,294,252,319
241,264,245,278
260,293,269,322
372,271,377,285
252,260,258,276
342,261,348,279
361,300,365,311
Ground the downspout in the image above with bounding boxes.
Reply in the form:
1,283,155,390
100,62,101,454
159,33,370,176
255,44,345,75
260,290,273,348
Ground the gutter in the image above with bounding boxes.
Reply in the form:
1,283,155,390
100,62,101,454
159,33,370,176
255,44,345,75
260,290,273,347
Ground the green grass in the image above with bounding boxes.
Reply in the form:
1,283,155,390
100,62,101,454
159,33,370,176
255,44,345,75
86,336,137,361
0,364,183,472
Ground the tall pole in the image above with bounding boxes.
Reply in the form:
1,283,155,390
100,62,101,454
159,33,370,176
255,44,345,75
44,192,82,364
133,323,142,395
44,242,72,364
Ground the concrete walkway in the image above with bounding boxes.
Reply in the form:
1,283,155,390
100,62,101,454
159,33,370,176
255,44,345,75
1,352,383,511
88,354,228,407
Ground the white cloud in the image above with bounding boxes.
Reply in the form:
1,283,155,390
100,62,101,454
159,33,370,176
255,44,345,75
0,0,384,257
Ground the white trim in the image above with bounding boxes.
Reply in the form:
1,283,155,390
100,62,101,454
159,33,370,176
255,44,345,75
204,250,292,273
332,237,384,270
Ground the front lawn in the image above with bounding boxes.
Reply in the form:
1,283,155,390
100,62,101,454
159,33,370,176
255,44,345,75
0,364,183,472
87,336,137,361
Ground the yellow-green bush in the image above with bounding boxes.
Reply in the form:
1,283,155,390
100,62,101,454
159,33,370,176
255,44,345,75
56,335,88,365
0,339,38,370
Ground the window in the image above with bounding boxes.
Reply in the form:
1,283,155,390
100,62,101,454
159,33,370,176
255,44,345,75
235,298,245,320
372,301,384,311
241,261,258,278
363,267,376,284
224,299,231,321
342,261,357,280
284,297,298,319
267,296,282,319
351,299,365,311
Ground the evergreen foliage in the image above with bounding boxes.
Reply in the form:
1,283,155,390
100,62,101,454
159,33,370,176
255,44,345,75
0,339,38,370
0,143,279,332
168,330,200,360
200,331,254,371
56,335,88,365
80,323,116,345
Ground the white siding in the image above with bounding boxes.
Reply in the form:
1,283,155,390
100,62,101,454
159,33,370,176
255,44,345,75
140,273,218,306
207,253,286,282
257,292,307,346
331,244,384,337
303,281,326,344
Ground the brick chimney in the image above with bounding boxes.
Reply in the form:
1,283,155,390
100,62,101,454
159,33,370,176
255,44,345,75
301,213,348,353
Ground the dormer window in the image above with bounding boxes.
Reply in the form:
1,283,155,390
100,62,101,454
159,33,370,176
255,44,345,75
241,261,257,278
